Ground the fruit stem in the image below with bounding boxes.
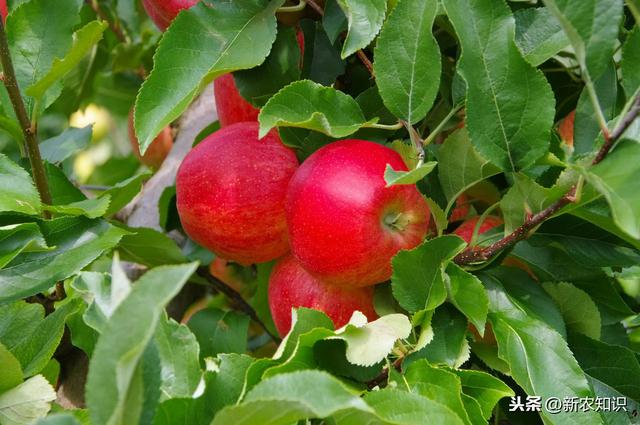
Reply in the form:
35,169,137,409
277,0,307,12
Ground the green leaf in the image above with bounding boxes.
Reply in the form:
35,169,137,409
482,273,602,425
445,264,488,334
8,299,80,377
586,140,640,239
437,128,501,204
407,305,470,368
39,126,93,164
44,197,111,219
373,0,440,124
86,263,197,425
404,360,473,425
337,0,386,58
500,173,566,233
573,61,618,155
234,26,301,107
154,315,202,399
452,369,514,420
35,413,82,425
0,223,49,269
258,80,376,138
543,282,601,340
274,308,334,360
323,0,348,43
621,27,640,97
0,218,127,304
541,0,624,80
384,162,437,187
0,343,22,393
135,0,284,152
0,375,56,425
117,227,188,268
7,0,83,114
25,20,107,99
443,0,555,171
568,332,640,403
99,172,151,217
328,312,411,367
0,154,41,215
391,235,467,313
514,7,570,66
186,308,250,359
300,20,346,86
212,370,373,425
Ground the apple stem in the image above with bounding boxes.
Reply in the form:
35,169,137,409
0,17,52,216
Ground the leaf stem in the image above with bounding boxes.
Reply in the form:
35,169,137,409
422,104,464,146
277,0,307,12
0,19,52,213
364,121,404,131
86,0,128,43
196,267,281,343
454,92,640,265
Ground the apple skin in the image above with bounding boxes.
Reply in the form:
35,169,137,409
453,215,503,244
286,139,430,288
176,122,298,265
269,255,378,336
142,0,198,31
128,110,173,169
213,74,261,128
0,0,7,22
449,194,470,222
558,110,575,148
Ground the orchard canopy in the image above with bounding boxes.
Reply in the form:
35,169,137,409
0,0,639,424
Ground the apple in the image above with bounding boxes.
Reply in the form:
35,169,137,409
558,110,575,148
269,255,378,336
128,109,173,169
142,0,198,31
449,194,470,222
213,74,261,127
286,139,430,288
453,215,503,244
0,0,7,22
176,121,298,265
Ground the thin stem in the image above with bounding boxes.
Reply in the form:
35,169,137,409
366,357,404,389
277,0,307,12
87,0,128,43
306,0,324,15
593,93,640,165
0,19,52,212
422,104,464,146
196,267,281,343
364,121,403,131
401,120,425,166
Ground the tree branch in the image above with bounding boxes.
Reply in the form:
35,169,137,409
196,267,281,343
455,93,640,265
0,19,52,212
366,357,403,389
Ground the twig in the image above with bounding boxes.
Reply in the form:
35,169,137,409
455,93,640,265
196,267,281,343
0,19,52,213
86,0,128,43
366,357,404,389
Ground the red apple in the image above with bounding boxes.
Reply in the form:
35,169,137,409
558,110,575,148
0,0,7,22
176,122,298,265
142,0,198,31
449,194,470,222
454,215,503,244
213,74,261,127
128,109,173,169
286,139,430,288
269,255,378,336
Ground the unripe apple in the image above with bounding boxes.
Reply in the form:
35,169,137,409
142,0,198,31
558,110,575,147
213,74,260,128
176,122,298,265
286,139,430,288
453,215,503,244
269,255,378,336
128,109,173,169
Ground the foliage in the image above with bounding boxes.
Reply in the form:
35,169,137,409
0,0,638,424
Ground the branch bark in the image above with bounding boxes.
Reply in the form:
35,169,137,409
0,19,52,211
454,93,640,265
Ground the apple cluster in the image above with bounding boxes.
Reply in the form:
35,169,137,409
144,0,506,337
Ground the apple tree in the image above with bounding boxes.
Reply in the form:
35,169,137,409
0,0,639,424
